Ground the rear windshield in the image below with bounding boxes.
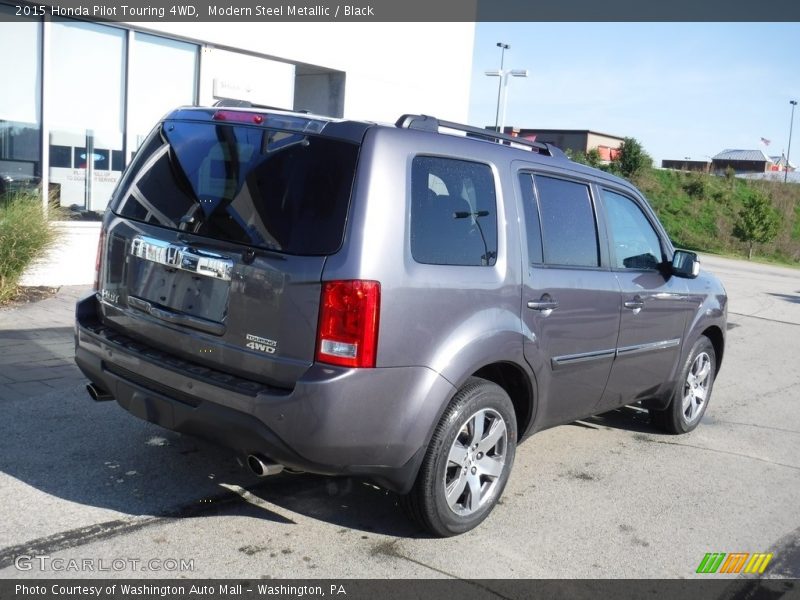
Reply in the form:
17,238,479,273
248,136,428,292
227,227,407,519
111,120,359,255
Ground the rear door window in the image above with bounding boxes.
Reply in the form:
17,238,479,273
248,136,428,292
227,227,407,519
532,175,599,268
113,121,359,256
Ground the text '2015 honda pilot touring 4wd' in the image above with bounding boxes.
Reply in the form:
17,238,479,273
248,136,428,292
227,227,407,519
75,107,727,536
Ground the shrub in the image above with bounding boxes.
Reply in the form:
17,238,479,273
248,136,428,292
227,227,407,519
682,176,707,199
0,192,61,304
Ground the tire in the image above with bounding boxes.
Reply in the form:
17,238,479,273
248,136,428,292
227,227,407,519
651,336,716,434
403,377,517,537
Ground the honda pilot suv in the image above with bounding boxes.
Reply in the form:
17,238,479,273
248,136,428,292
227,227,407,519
75,107,727,536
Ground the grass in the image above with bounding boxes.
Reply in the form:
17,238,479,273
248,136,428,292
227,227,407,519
633,169,800,266
0,192,64,305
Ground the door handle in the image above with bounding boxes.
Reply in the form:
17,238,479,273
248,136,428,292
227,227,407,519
527,300,559,310
527,294,559,316
624,295,645,313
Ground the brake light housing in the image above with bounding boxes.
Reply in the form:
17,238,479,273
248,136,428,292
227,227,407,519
212,110,264,124
316,280,381,368
210,110,326,133
93,230,106,291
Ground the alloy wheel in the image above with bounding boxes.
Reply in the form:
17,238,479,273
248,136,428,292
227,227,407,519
444,408,508,516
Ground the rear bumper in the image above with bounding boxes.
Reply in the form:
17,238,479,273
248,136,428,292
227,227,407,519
75,294,455,493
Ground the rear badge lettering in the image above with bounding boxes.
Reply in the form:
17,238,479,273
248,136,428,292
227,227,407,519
246,334,277,354
99,289,119,304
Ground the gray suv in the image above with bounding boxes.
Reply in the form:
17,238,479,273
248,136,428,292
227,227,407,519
75,108,727,536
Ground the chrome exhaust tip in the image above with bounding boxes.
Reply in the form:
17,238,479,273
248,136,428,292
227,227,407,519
86,383,114,402
246,454,284,477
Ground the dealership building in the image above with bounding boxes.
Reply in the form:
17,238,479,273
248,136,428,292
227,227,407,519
0,7,475,211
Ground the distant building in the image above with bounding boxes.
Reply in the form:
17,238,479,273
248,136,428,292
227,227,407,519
711,149,772,174
738,171,800,184
501,128,624,160
661,159,711,173
768,155,796,172
663,151,796,176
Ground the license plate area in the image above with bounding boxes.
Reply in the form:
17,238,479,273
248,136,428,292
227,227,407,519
127,235,232,323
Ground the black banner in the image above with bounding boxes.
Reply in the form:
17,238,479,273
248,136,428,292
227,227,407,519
3,579,800,600
4,0,800,22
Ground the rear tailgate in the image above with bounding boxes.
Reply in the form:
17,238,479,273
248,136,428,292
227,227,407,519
96,110,362,389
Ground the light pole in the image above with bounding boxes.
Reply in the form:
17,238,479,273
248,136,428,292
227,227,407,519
492,43,509,132
786,100,797,183
486,43,528,134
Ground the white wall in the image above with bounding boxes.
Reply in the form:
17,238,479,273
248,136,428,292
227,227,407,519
21,222,101,287
200,46,296,108
131,22,476,123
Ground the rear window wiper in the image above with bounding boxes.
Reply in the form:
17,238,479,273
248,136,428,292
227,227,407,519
175,234,287,262
262,132,310,155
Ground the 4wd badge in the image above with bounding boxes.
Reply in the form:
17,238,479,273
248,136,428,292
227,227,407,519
245,334,277,354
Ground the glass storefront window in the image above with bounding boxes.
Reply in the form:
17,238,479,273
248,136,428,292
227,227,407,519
128,33,198,160
1,12,200,208
0,5,42,197
48,20,125,212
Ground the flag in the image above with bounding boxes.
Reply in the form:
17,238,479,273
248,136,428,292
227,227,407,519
760,137,771,146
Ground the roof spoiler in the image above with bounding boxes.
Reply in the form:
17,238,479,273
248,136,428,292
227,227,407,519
212,99,310,114
395,114,567,159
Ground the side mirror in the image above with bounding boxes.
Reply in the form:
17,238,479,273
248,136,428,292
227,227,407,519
671,249,700,279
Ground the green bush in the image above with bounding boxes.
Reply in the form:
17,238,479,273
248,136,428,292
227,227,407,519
0,192,61,304
682,176,707,199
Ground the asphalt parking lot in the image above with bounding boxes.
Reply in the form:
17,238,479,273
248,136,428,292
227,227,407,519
0,254,798,580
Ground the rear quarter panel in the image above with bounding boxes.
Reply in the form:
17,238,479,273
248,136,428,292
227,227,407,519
322,126,530,386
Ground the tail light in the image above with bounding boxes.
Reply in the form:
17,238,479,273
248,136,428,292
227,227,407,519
93,230,106,291
316,280,380,368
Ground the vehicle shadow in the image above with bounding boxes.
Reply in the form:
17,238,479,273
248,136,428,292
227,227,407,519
578,405,665,435
0,327,423,558
196,473,418,538
767,292,800,305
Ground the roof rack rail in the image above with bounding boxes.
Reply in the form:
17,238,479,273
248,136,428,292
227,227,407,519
212,99,310,114
395,114,567,159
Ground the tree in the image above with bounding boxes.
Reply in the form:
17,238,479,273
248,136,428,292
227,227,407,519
613,137,653,178
565,147,602,168
732,191,781,259
584,148,602,168
564,148,585,164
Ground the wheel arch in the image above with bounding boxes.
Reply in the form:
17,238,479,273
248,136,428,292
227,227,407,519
701,325,725,374
472,361,536,441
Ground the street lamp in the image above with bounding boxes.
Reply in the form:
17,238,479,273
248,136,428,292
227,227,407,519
486,42,528,133
492,43,509,132
786,100,797,184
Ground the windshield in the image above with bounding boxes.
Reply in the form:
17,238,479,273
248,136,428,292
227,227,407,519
112,120,359,255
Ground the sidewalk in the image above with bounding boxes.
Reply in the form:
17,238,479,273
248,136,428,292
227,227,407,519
20,221,99,287
0,286,91,401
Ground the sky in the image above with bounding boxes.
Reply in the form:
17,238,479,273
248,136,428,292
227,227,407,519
468,23,800,165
